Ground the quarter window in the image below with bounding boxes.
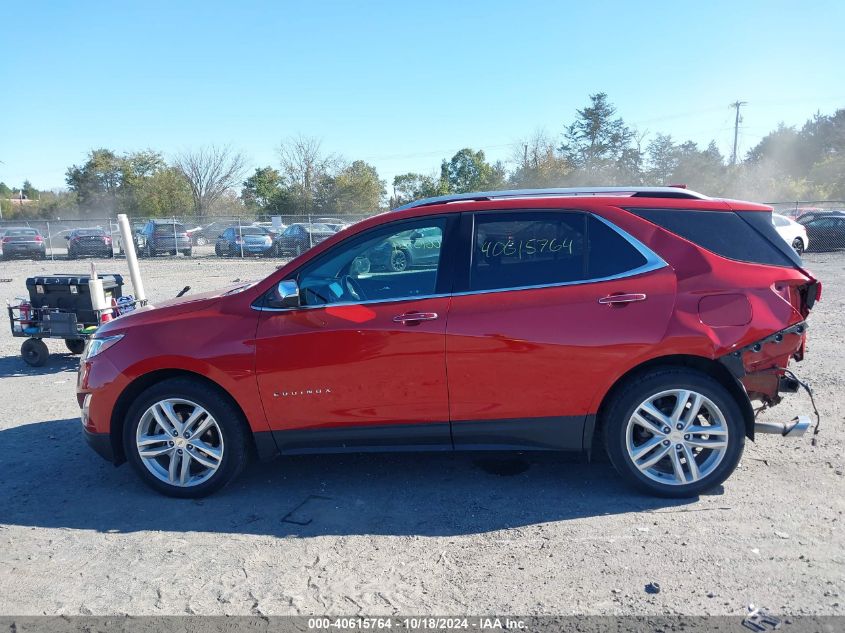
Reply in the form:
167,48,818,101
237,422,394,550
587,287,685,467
469,212,648,292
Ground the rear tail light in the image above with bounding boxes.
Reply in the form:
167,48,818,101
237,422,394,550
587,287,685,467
104,236,112,244
1,237,11,243
34,235,43,242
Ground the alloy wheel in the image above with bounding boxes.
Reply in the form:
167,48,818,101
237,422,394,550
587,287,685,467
625,389,729,486
135,398,224,487
390,249,408,272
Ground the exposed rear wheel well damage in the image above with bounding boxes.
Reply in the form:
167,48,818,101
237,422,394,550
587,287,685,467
109,369,257,465
590,354,755,453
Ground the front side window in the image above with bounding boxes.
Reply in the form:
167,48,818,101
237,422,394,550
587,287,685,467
469,211,648,292
296,218,448,307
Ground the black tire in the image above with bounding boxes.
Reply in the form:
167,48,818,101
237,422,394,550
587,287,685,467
67,249,76,260
107,250,115,258
215,243,223,257
65,339,86,355
603,368,745,498
21,338,49,367
295,244,303,257
145,244,154,258
791,238,804,256
123,377,249,498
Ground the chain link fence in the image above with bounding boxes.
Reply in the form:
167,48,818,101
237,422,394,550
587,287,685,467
0,213,375,261
3,201,845,263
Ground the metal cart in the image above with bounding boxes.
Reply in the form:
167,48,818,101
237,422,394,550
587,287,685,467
8,300,143,367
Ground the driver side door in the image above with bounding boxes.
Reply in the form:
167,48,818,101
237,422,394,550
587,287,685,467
254,215,457,453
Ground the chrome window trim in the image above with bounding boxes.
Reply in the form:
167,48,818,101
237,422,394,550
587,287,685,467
252,212,667,312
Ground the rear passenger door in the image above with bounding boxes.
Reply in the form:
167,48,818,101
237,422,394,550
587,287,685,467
445,210,677,451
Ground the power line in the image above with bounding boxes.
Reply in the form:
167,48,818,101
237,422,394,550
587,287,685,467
730,100,748,166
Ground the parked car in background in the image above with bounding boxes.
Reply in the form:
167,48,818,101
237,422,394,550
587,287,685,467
315,217,352,232
187,221,230,246
0,227,47,260
138,220,192,257
66,228,113,259
796,210,845,225
273,222,336,257
772,213,809,255
364,226,442,271
251,221,285,236
116,222,146,255
79,187,819,499
803,215,845,251
215,226,274,257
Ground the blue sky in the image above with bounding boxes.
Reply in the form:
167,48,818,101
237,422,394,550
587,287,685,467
2,0,844,192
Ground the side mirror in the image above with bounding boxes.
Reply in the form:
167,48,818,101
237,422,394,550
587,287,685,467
271,279,300,309
409,230,422,241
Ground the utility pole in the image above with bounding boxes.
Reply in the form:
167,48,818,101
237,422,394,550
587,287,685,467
730,100,747,166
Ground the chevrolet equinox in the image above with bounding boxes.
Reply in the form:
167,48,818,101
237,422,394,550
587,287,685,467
78,187,821,498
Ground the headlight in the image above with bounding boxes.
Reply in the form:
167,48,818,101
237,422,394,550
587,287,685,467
83,334,124,360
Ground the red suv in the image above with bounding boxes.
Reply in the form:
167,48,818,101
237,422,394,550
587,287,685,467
78,187,821,498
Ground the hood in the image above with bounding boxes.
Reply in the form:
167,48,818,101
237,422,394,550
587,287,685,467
95,281,256,334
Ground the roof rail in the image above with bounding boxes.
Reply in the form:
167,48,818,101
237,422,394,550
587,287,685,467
392,186,709,210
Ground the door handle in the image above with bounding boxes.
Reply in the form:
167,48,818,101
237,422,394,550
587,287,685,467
393,311,439,323
598,293,647,306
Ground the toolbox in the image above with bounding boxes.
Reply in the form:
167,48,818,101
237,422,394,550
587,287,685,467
25,274,124,326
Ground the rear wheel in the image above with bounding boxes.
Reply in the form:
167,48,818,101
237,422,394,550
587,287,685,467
21,338,49,367
124,378,249,498
603,369,745,498
195,236,208,246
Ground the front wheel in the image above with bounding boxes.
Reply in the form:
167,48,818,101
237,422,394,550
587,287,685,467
792,238,805,256
123,378,249,498
195,236,208,246
603,369,745,498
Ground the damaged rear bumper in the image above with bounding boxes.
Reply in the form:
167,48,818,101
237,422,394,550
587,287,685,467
719,321,818,440
719,321,809,406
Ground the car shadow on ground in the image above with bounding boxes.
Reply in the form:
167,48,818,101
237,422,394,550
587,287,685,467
0,418,701,537
0,353,79,378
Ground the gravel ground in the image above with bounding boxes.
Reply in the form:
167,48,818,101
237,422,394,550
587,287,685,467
0,251,842,616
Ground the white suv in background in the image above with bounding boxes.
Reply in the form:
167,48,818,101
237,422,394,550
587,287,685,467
773,213,809,255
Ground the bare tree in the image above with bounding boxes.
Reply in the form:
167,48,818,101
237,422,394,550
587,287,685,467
174,146,246,217
278,135,340,213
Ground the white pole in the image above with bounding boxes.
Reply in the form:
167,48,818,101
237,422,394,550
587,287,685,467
118,213,146,302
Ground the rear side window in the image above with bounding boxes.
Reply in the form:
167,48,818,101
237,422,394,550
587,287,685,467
628,208,800,267
469,212,649,292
